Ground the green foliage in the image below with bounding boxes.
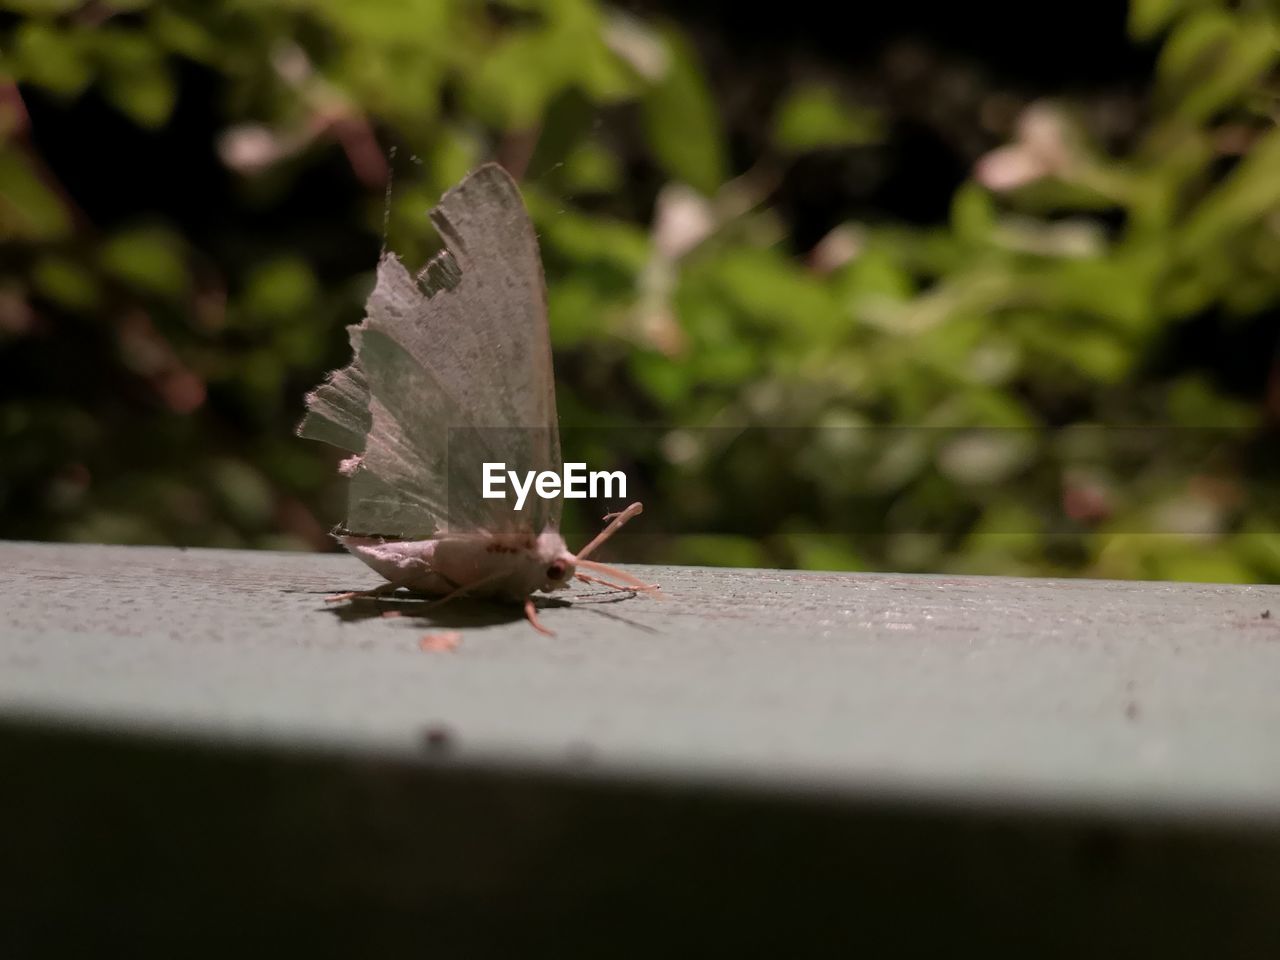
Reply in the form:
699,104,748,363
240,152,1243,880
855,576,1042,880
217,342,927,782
99,226,188,299
774,84,883,152
639,24,727,195
4,0,1280,583
0,148,72,239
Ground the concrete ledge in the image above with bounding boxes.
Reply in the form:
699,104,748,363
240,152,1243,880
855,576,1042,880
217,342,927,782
4,541,1280,954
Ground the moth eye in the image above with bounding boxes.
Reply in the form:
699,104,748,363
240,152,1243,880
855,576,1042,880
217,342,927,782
546,561,567,581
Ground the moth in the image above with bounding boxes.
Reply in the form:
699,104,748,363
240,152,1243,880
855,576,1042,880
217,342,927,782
298,163,652,633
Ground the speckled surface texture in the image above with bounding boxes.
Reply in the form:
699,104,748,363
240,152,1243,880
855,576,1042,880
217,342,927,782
5,540,1280,955
3,539,1280,817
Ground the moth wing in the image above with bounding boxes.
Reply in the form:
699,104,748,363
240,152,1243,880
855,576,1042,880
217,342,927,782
299,163,561,538
296,325,370,452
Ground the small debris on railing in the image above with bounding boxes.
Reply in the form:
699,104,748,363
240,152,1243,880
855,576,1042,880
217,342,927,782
419,631,462,653
421,724,455,753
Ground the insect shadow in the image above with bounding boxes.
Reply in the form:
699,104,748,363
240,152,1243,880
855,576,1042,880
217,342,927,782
317,587,645,631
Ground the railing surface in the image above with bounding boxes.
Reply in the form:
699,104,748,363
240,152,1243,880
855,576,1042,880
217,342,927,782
3,540,1279,956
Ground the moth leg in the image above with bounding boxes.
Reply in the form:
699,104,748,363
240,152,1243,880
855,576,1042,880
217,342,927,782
326,561,434,604
428,571,506,609
325,581,403,604
427,582,474,610
524,597,554,636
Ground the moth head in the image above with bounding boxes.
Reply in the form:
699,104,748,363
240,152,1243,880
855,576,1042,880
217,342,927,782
534,532,576,593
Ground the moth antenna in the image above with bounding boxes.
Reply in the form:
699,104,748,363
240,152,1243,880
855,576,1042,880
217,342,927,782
577,559,662,596
380,144,397,258
575,571,659,594
574,502,644,562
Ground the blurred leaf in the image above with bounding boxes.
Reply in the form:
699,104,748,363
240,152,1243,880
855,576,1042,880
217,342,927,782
150,8,223,64
1155,10,1278,122
467,31,562,128
308,0,454,44
13,21,94,96
547,277,618,347
559,140,622,193
467,0,632,128
629,351,689,409
937,431,1036,485
526,191,650,273
1038,252,1158,332
773,84,883,152
950,182,996,246
1180,127,1280,255
95,29,176,128
242,257,318,322
0,151,72,241
1165,375,1256,428
0,0,81,14
427,132,481,197
1149,537,1255,582
1235,533,1280,579
865,433,929,491
640,26,727,195
99,227,189,299
782,533,864,571
1024,321,1133,383
701,246,840,337
835,245,915,307
210,459,274,526
32,256,99,310
1128,0,1206,41
967,501,1043,545
669,534,768,568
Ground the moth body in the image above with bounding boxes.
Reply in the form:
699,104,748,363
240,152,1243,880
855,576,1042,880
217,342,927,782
341,531,576,601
